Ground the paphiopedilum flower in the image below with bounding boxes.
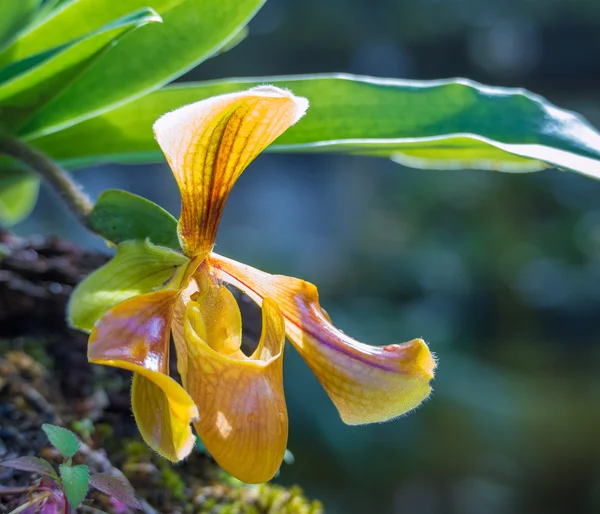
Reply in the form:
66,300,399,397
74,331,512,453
69,86,436,483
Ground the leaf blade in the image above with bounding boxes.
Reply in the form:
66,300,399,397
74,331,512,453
42,424,80,458
0,0,40,50
0,8,161,131
0,0,176,67
29,74,600,179
17,0,265,138
89,189,179,248
0,8,161,103
89,473,141,509
0,170,39,226
1,456,59,481
59,464,89,510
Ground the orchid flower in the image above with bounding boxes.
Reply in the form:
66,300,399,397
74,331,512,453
69,86,436,484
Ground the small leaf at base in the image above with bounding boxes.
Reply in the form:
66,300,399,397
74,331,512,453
90,473,141,510
89,189,179,248
1,456,58,481
59,464,89,509
42,424,80,458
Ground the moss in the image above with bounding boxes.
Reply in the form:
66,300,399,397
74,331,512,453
256,483,324,514
123,439,151,463
159,463,187,502
192,481,323,514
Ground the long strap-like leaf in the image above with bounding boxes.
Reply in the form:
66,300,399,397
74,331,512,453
28,74,600,179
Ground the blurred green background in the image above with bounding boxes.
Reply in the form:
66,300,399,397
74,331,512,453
14,1,600,512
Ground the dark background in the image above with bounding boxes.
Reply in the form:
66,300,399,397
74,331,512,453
16,1,600,512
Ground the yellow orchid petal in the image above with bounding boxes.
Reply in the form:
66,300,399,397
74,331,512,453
208,253,436,425
132,373,197,462
153,86,308,258
250,297,285,361
171,275,198,378
182,294,288,484
89,290,198,461
191,270,243,355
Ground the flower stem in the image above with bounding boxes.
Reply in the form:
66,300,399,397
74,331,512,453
0,136,93,227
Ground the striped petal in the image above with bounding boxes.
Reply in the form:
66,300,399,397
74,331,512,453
182,281,287,484
208,253,436,425
153,86,308,258
89,290,198,461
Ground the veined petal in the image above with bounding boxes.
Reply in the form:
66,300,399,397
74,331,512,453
182,296,287,484
153,86,308,258
88,290,177,371
132,373,197,463
68,239,188,332
89,290,198,461
208,254,436,425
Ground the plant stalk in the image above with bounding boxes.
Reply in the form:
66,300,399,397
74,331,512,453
0,136,92,227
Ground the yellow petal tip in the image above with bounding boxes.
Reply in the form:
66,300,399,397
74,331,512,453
384,338,437,380
131,372,198,463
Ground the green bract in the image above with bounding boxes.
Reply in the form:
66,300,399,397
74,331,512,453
90,189,179,248
68,238,187,331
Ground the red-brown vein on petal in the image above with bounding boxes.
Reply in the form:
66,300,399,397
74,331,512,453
207,103,249,244
154,89,307,259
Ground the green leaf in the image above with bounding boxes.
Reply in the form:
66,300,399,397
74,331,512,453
89,473,141,509
0,0,173,67
42,423,80,458
1,456,59,481
30,74,600,180
68,238,187,332
34,0,75,24
16,0,265,138
89,189,179,248
0,8,161,130
208,26,249,60
0,170,39,226
59,464,89,510
0,0,40,49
